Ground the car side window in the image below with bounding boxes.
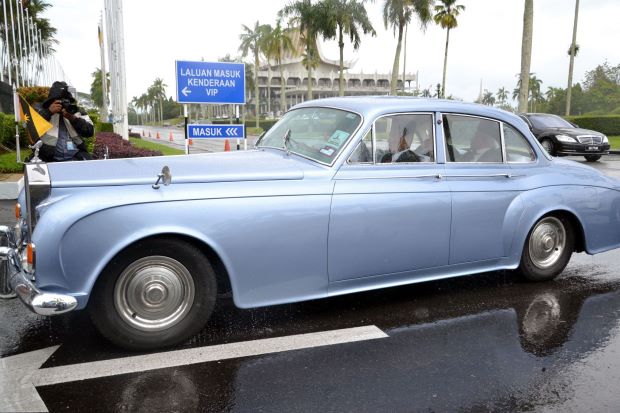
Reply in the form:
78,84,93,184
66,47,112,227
444,115,503,163
504,124,536,162
374,114,434,163
348,129,373,163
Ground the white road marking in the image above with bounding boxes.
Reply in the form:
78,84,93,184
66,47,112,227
0,325,388,412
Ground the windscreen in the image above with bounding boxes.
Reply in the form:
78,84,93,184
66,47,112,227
528,114,573,129
257,107,362,164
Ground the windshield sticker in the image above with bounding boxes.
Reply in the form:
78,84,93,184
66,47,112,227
327,130,350,146
319,146,336,157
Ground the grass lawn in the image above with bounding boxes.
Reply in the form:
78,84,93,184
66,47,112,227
129,138,184,156
608,136,620,150
0,150,29,173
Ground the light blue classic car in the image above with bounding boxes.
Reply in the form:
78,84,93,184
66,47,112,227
2,97,620,350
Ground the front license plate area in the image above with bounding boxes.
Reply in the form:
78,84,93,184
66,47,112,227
587,146,599,151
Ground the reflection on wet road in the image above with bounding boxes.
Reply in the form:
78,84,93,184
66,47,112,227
3,249,620,412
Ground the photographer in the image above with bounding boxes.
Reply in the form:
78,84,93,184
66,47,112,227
35,81,94,162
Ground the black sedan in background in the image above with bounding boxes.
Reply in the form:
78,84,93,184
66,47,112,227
519,113,609,162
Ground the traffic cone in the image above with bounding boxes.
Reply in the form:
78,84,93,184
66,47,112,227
156,131,160,140
224,139,231,152
169,131,174,142
189,138,193,146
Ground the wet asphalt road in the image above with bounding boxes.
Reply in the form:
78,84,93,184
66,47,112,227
2,157,620,412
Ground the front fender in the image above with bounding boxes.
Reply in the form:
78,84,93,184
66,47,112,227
32,181,333,310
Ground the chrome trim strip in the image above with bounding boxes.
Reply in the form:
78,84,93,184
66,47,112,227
444,174,516,179
0,245,77,314
335,174,443,181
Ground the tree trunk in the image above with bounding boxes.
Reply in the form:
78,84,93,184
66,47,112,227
339,25,344,97
267,65,271,115
518,0,533,113
159,98,163,124
441,28,450,98
280,58,286,114
307,44,313,101
402,23,408,93
390,22,404,95
565,0,579,116
254,48,259,128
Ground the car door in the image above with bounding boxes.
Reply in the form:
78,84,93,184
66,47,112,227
442,113,524,264
328,112,451,283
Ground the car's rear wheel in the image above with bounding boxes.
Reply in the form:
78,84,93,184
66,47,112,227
90,238,217,350
584,154,602,162
541,139,555,156
519,216,574,281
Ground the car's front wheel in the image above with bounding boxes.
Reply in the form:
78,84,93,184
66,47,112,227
519,216,574,281
541,139,555,156
584,154,602,162
90,238,217,350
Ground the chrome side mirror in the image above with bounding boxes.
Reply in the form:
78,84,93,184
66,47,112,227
152,166,172,190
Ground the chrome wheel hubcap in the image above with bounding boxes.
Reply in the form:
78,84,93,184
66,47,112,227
114,256,195,332
529,217,566,269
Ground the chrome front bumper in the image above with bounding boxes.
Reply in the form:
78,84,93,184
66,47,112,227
0,227,77,315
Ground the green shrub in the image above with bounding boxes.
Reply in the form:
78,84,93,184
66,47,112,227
17,86,50,105
97,122,114,133
565,115,620,135
246,127,264,136
0,113,26,149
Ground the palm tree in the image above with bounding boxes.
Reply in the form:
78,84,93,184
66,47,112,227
383,0,433,95
481,90,496,106
90,68,110,109
518,0,534,113
496,87,508,105
262,22,296,114
280,0,325,101
321,0,376,96
240,21,270,127
433,0,464,98
0,0,57,85
151,78,167,125
528,74,543,112
259,24,275,116
565,0,579,116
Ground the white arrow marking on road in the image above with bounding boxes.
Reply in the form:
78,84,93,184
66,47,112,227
0,325,387,412
181,86,191,97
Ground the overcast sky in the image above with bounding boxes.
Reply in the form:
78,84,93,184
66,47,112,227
44,0,620,104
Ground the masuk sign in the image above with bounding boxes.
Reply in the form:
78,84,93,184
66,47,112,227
187,124,245,139
175,60,245,104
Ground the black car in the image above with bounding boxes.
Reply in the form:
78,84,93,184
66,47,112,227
519,113,610,162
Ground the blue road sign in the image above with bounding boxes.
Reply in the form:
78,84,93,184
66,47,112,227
187,124,245,139
176,60,245,104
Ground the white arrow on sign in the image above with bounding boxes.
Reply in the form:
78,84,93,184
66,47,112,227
226,127,239,137
181,86,191,97
0,325,387,412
